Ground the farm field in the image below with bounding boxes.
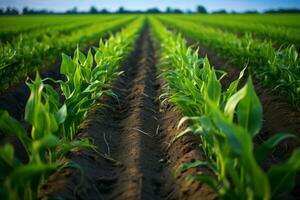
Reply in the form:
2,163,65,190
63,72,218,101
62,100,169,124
0,13,300,200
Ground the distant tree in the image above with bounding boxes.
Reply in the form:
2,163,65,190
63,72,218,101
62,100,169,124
117,7,125,14
164,7,184,14
197,5,207,14
22,7,53,15
89,6,98,14
99,9,110,14
173,8,183,14
22,7,29,14
66,7,78,14
264,9,300,13
146,8,161,14
5,7,19,15
186,9,193,14
166,7,172,13
243,10,258,14
212,9,227,14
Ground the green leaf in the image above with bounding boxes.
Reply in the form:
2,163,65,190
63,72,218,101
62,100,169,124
84,49,94,68
223,67,246,109
206,99,244,155
56,104,67,125
237,78,262,137
75,47,86,64
255,133,298,164
206,69,221,104
0,144,14,164
95,50,102,64
268,149,300,198
0,110,31,155
224,83,247,121
25,72,58,139
177,160,209,173
60,53,75,77
0,144,20,174
25,72,43,126
57,139,95,159
73,66,82,90
44,84,60,111
201,57,211,82
30,135,60,163
83,80,106,93
10,163,58,188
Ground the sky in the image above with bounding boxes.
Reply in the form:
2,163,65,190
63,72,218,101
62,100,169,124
0,0,300,12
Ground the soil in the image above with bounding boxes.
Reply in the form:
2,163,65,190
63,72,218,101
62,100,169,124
39,27,216,200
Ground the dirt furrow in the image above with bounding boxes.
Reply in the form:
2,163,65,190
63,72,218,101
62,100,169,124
40,27,171,199
40,26,217,200
102,26,170,200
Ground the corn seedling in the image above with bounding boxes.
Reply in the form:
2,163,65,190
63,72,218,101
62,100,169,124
150,17,300,200
157,16,300,110
0,17,144,200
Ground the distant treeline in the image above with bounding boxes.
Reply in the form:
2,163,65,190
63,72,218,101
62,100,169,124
0,5,300,15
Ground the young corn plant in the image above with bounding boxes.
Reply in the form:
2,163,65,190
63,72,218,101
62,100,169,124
56,17,144,140
157,16,300,110
0,16,137,92
0,17,144,200
150,17,300,200
0,73,93,199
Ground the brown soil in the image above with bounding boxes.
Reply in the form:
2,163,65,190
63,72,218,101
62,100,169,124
39,27,215,200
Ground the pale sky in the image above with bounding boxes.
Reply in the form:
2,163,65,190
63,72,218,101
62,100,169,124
0,0,299,12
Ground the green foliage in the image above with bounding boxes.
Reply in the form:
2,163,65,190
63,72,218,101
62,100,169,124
0,74,62,199
168,14,300,48
268,149,300,198
0,17,144,199
150,17,300,199
0,15,137,92
157,16,300,110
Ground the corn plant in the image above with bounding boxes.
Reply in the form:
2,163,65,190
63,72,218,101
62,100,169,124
0,16,136,92
0,17,144,200
150,17,300,200
167,14,300,48
157,16,300,110
0,73,93,199
55,17,144,140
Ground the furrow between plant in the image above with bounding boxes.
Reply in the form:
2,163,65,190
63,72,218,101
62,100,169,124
40,25,218,200
39,26,174,200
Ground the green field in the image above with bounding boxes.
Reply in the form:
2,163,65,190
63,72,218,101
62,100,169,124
0,14,300,200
